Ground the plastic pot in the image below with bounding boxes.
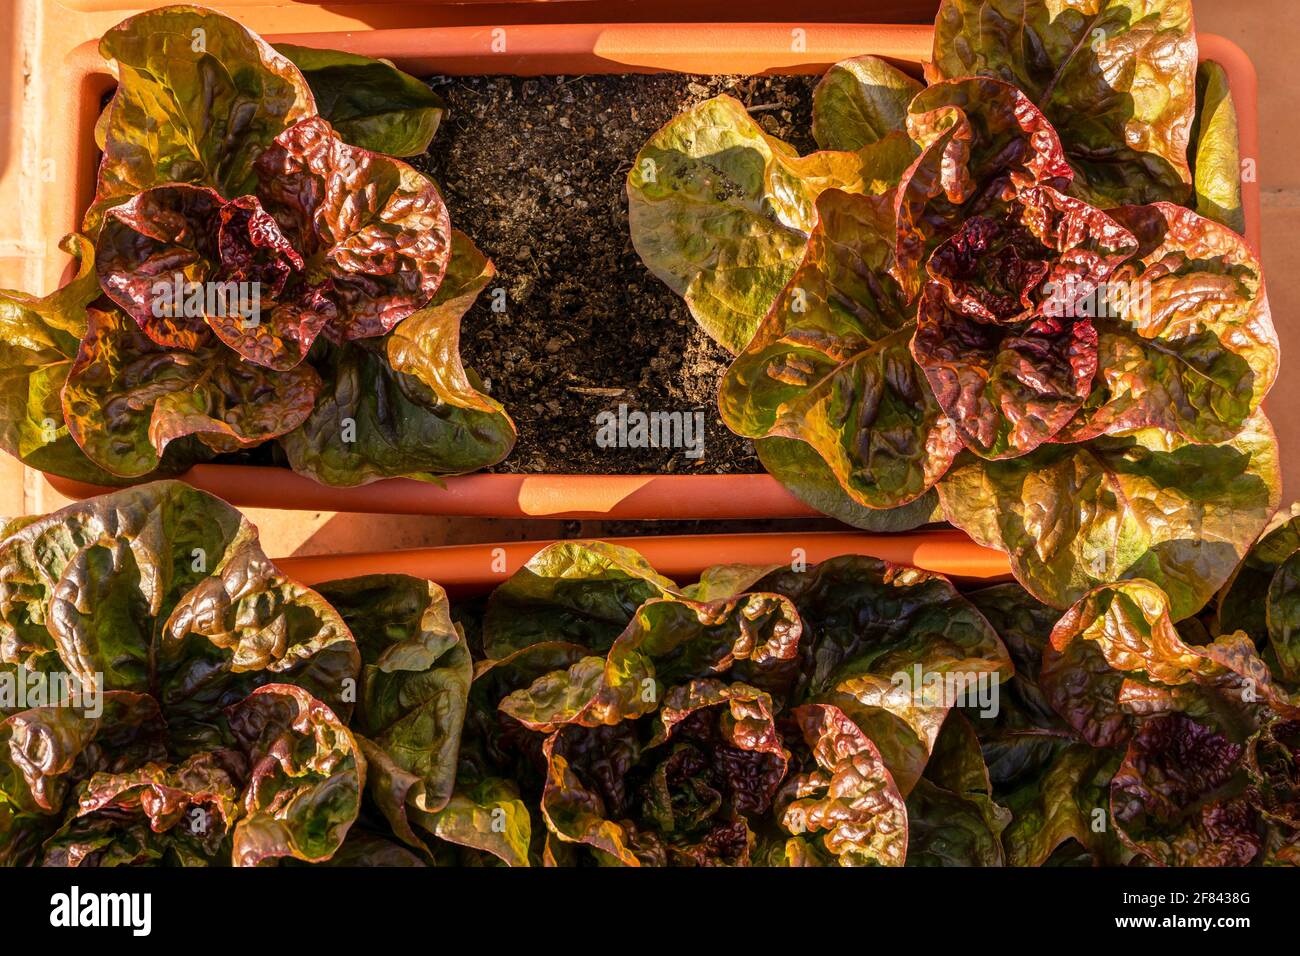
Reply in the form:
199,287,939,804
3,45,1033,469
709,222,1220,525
274,528,1013,596
31,12,1261,523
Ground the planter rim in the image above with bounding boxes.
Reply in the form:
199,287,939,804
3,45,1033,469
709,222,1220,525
274,529,1012,596
39,20,1262,525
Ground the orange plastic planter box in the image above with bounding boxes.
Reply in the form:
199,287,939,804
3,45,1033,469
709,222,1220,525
38,16,1261,523
275,528,1012,597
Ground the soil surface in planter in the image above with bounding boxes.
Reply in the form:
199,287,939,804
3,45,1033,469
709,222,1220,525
413,73,819,475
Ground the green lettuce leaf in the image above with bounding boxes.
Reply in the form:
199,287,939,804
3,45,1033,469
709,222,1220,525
754,437,943,531
965,584,1072,787
482,541,679,660
1001,744,1125,865
277,230,514,486
0,236,149,484
278,337,515,486
316,575,471,834
1191,61,1245,234
812,56,923,152
627,95,909,353
274,44,444,156
905,714,1011,865
418,777,532,867
1216,505,1300,652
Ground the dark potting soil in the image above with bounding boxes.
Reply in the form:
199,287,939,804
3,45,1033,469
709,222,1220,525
412,72,821,475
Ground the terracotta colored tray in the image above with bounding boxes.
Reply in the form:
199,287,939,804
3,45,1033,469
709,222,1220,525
39,17,1260,522
275,529,1012,596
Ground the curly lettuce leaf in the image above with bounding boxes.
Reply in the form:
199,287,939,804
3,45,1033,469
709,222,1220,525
62,307,319,478
758,556,1011,794
779,703,908,866
537,680,787,867
913,187,1135,458
226,684,363,866
1042,580,1298,749
0,692,167,817
1246,718,1300,829
254,117,452,345
539,724,661,866
1059,202,1276,444
45,752,243,866
499,592,802,731
1111,713,1260,866
895,77,1074,297
721,188,960,510
0,481,253,697
156,547,359,753
86,5,316,234
930,0,1197,208
97,122,453,371
0,482,357,753
938,411,1281,618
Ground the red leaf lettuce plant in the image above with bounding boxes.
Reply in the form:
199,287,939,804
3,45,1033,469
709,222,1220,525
0,5,514,488
408,531,1300,867
5,495,1298,867
627,0,1280,620
0,481,475,866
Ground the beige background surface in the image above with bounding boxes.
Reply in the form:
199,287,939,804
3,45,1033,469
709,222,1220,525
1,0,1293,559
